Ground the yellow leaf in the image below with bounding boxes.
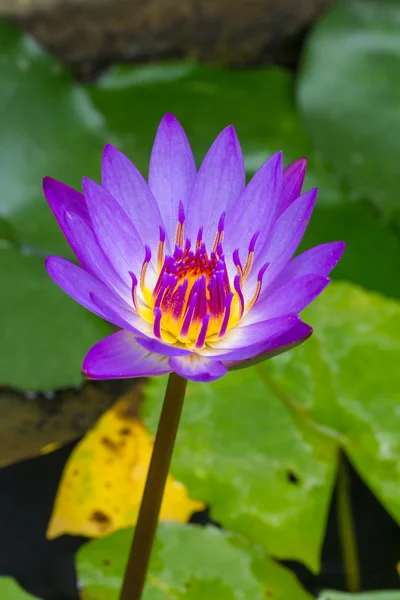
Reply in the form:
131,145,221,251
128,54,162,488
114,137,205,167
47,390,204,539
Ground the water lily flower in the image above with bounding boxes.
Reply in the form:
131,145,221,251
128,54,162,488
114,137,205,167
44,114,344,383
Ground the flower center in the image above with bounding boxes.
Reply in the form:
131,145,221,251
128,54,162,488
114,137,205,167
131,203,268,349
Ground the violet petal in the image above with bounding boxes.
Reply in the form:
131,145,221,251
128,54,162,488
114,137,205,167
45,256,137,329
136,335,192,357
200,314,300,359
245,274,330,325
169,354,227,382
224,151,282,262
83,177,148,285
102,144,165,252
82,330,171,379
277,157,307,218
226,320,313,369
148,113,197,246
248,187,318,293
267,241,346,293
186,126,245,249
63,211,130,303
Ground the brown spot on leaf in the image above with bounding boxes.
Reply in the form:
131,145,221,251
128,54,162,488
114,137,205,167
101,436,119,452
90,510,112,527
103,559,112,567
119,427,131,436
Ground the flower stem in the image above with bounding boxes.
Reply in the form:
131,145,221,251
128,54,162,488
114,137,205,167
336,454,361,592
119,373,188,600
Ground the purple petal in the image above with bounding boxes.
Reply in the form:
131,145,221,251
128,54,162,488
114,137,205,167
63,211,130,302
90,292,154,337
277,158,307,218
244,274,329,325
267,242,346,293
102,144,165,251
43,176,89,225
83,177,147,286
136,335,192,357
148,114,197,245
46,256,136,328
44,179,126,298
226,320,313,370
248,187,318,293
200,314,300,360
186,126,245,249
224,152,282,260
82,330,171,379
169,354,227,382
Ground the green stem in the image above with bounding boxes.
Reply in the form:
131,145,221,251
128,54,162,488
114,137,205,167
119,373,188,600
336,455,361,593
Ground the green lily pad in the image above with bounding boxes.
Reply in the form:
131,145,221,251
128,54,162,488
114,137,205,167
0,20,107,256
318,593,400,600
77,523,312,600
297,0,400,221
0,578,38,599
143,282,400,571
0,20,113,389
0,245,111,389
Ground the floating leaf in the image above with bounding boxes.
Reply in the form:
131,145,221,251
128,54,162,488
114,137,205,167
0,578,38,599
0,245,112,389
0,381,130,468
143,282,400,572
298,0,400,220
0,20,107,255
0,20,112,389
47,390,203,539
77,523,312,600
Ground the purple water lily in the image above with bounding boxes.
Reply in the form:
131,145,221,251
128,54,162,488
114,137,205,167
44,114,344,383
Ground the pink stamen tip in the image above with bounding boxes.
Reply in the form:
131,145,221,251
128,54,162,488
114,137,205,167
196,314,211,349
129,271,138,287
219,292,234,338
233,248,243,272
234,274,245,317
153,307,162,339
159,225,166,243
174,245,183,260
129,271,139,310
185,238,191,251
216,242,224,257
258,262,269,282
178,201,185,224
144,245,152,263
197,227,203,242
218,212,226,233
248,232,260,253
